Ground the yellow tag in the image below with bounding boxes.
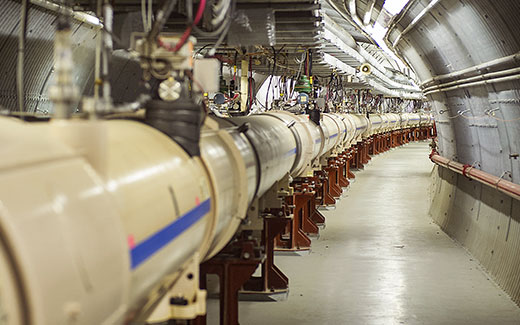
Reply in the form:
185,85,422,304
309,76,313,84
203,92,208,97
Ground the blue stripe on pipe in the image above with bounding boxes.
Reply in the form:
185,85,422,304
315,139,322,144
356,127,364,130
285,147,297,156
130,199,211,269
329,133,338,139
372,121,381,124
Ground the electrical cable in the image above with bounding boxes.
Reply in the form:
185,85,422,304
211,0,231,26
206,20,231,56
146,0,178,43
194,44,212,57
147,0,152,31
193,0,206,25
165,0,208,53
309,49,313,76
153,0,224,60
141,0,153,32
207,0,236,56
248,58,255,113
141,0,148,32
188,0,232,38
265,46,277,110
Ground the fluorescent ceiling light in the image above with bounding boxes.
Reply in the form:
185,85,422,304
383,0,410,16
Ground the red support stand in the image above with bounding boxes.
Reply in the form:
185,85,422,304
314,170,335,206
370,135,377,155
404,130,410,143
243,218,290,296
362,139,370,164
336,154,350,187
295,191,320,235
276,190,313,251
195,240,263,325
345,148,356,179
324,162,342,198
352,144,361,169
309,198,325,226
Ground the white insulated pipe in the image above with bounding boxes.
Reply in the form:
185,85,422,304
0,111,432,324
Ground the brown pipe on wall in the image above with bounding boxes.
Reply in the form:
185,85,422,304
430,153,520,201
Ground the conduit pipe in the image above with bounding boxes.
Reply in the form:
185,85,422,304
321,16,420,93
357,46,420,91
29,0,103,27
363,0,376,26
421,51,520,87
324,0,375,45
430,154,520,201
322,13,357,48
424,73,520,95
347,0,364,27
392,0,441,47
319,39,422,98
422,66,520,93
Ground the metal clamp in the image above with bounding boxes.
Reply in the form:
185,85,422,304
485,108,500,116
495,171,512,190
462,161,480,178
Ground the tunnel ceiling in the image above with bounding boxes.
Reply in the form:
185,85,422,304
335,0,520,184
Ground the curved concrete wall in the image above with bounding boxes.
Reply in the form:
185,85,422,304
429,165,520,304
390,0,520,303
390,0,520,181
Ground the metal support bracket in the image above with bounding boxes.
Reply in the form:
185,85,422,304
147,253,207,322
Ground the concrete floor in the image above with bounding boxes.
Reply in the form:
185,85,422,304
208,142,520,324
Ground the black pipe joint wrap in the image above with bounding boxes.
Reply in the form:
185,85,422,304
309,109,320,125
145,98,204,157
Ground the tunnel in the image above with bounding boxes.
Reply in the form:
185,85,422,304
0,0,519,324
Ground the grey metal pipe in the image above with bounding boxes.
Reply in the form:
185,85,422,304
146,0,178,42
392,0,441,47
421,51,520,87
322,13,357,48
363,0,376,26
101,1,113,109
320,8,420,94
29,0,102,27
237,3,320,11
94,0,102,101
324,0,375,45
422,67,520,93
347,0,364,27
424,73,520,95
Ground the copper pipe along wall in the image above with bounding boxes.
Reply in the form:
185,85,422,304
430,153,520,201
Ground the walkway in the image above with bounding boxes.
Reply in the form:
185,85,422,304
209,142,520,324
